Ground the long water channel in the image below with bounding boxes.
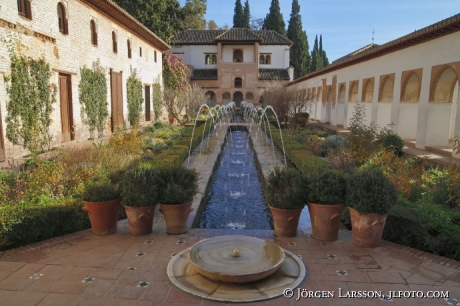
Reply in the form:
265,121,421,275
198,128,273,230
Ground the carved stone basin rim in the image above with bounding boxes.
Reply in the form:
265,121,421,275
188,235,285,283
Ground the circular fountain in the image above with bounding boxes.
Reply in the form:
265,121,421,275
188,235,284,283
167,235,306,302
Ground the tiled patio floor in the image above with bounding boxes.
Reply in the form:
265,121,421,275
1,218,459,306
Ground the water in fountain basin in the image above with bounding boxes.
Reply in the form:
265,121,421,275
198,128,272,230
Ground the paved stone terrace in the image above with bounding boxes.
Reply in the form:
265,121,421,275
1,122,460,305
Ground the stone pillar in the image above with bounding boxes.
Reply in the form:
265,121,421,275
255,42,259,69
415,65,432,149
391,72,402,132
371,76,379,123
217,42,222,77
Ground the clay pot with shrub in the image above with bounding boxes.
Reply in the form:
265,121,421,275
82,179,121,236
264,167,307,237
120,162,161,235
307,169,347,241
346,168,398,247
156,166,199,234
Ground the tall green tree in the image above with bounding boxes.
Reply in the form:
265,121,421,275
183,0,207,30
322,50,330,67
320,36,330,67
242,0,251,29
262,0,286,36
310,35,322,72
233,0,244,28
207,20,218,30
286,0,309,79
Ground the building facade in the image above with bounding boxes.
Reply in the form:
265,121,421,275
171,28,293,107
0,0,169,161
288,13,460,157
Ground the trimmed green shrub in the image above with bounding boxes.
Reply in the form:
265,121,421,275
308,169,347,205
0,198,90,251
376,133,404,157
155,166,199,204
82,180,119,202
321,135,347,156
264,167,307,209
346,168,398,215
120,163,161,207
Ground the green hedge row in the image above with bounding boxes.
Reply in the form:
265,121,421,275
151,123,213,166
262,125,332,173
0,198,90,251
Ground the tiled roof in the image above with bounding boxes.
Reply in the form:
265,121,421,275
332,43,380,64
259,69,290,80
190,69,218,80
290,12,460,84
172,29,293,46
253,30,293,45
171,30,226,44
215,28,262,41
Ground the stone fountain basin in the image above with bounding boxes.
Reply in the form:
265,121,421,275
188,235,285,283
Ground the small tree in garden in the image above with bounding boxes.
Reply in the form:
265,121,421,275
126,68,143,127
348,102,378,164
152,76,163,121
162,51,205,125
4,40,57,153
185,83,207,120
79,59,108,138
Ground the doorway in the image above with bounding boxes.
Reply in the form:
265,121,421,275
233,91,243,108
110,70,123,131
145,85,151,121
59,73,74,142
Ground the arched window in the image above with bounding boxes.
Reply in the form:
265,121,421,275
205,91,216,106
234,77,242,88
402,72,421,102
112,31,117,53
127,40,131,58
90,20,97,46
233,49,243,62
338,84,346,103
431,67,458,103
245,92,254,103
57,3,68,34
139,47,142,57
349,82,358,102
379,76,394,102
154,51,157,63
205,54,216,65
18,0,32,20
362,79,374,102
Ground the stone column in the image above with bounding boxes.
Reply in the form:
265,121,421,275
415,65,432,149
255,42,259,69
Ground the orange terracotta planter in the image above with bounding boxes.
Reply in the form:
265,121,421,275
123,205,156,235
160,201,194,234
308,203,344,241
348,207,388,248
269,206,303,237
82,199,121,236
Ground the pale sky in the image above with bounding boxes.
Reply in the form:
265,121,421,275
179,0,460,62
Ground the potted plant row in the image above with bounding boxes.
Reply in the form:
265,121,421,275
307,169,347,241
346,168,398,247
264,167,307,237
119,162,199,236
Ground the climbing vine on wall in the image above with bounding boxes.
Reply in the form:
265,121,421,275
126,67,143,127
78,59,108,138
3,41,57,153
152,76,163,121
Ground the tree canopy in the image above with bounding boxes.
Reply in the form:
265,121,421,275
242,0,251,29
287,0,309,79
233,0,244,28
262,0,286,36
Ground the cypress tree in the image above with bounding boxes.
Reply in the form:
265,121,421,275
322,50,330,67
319,35,329,67
243,0,250,29
262,0,286,36
233,0,244,28
286,0,309,79
310,35,320,72
318,35,324,69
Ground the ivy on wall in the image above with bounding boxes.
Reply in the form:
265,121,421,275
152,76,163,121
126,68,143,127
3,41,57,153
78,59,108,138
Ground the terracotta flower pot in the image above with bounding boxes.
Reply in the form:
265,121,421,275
123,205,156,235
269,206,303,237
348,207,388,248
160,201,194,234
308,203,344,241
82,199,121,235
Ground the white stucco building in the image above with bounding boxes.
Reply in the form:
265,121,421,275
171,28,293,107
288,13,460,157
0,0,169,161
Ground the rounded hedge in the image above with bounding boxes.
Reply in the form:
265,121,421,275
264,167,307,209
346,168,397,215
308,169,346,205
